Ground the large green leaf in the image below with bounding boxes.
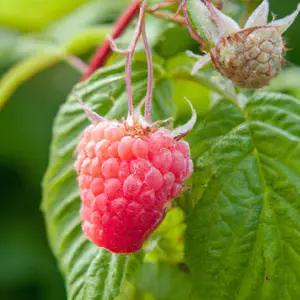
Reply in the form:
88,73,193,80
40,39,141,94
185,92,300,299
42,59,174,299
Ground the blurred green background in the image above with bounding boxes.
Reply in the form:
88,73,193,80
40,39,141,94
0,0,299,299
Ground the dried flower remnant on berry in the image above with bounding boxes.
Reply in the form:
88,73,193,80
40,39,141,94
187,0,300,88
74,1,195,254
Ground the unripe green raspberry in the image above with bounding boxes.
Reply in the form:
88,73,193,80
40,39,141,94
211,26,284,88
189,0,300,89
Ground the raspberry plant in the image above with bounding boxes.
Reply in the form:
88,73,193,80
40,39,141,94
1,0,300,299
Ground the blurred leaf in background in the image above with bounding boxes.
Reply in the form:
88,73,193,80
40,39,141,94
0,0,88,31
0,63,78,299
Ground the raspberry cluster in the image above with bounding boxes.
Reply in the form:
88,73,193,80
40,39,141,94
75,121,193,254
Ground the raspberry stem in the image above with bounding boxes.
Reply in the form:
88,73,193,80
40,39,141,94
147,9,186,24
146,0,176,12
65,55,88,74
146,0,186,24
106,2,147,120
141,20,153,123
124,1,147,120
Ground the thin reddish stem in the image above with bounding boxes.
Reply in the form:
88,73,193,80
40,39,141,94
65,55,88,73
125,1,146,120
147,1,175,12
146,1,185,27
147,10,186,24
142,20,153,123
81,0,141,81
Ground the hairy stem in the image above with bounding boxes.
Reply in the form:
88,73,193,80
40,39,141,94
125,1,146,120
147,1,176,12
147,0,185,25
147,10,186,24
142,20,153,123
81,0,188,81
65,56,88,74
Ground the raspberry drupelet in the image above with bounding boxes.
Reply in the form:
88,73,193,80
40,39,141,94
74,1,195,254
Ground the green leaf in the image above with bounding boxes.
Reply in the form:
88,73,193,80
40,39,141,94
62,26,111,55
151,78,175,122
185,92,300,299
154,24,196,59
42,60,174,299
171,75,211,120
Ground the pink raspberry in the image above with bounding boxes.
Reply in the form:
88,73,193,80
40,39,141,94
75,121,193,254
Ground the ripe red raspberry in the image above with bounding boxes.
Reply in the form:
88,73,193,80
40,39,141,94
75,121,193,254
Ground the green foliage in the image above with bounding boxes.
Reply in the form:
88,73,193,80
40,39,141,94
42,3,300,299
186,92,300,299
1,0,300,299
